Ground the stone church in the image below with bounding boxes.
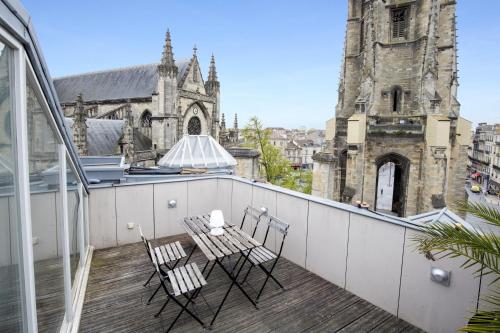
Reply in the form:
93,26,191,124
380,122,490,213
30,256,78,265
312,0,471,216
54,30,221,164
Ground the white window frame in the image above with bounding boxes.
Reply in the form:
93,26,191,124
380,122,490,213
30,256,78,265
26,58,76,329
0,24,87,332
0,24,37,333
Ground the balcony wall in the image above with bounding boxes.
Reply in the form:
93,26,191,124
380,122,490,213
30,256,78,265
88,176,483,333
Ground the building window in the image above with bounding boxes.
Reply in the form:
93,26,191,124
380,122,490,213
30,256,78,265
355,103,366,113
187,116,202,135
391,7,408,39
140,110,152,127
391,86,402,112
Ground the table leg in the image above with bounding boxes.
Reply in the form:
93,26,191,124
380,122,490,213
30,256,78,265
209,248,257,328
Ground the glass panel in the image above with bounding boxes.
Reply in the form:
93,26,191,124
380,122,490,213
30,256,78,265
66,156,80,285
26,78,65,331
0,41,25,333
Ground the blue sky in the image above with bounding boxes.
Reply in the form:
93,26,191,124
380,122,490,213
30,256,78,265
23,0,499,129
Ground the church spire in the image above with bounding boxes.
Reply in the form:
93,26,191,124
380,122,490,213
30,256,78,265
72,94,88,156
221,113,226,130
208,54,218,82
159,29,177,78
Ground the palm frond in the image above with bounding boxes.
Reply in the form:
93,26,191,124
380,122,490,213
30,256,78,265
413,223,500,278
455,200,500,227
413,200,500,332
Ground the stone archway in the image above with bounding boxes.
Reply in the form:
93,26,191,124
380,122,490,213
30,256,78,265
374,153,410,217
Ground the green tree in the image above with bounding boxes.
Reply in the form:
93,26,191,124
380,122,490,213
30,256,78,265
242,117,314,194
242,117,291,183
413,201,500,332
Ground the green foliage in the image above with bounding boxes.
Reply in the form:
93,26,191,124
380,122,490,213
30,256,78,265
274,169,312,194
241,117,312,194
413,201,500,332
242,117,290,182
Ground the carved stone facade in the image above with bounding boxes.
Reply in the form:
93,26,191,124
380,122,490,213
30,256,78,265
219,113,240,148
312,0,471,216
54,30,220,165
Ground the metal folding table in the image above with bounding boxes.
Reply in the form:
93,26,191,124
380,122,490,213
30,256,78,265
179,214,260,328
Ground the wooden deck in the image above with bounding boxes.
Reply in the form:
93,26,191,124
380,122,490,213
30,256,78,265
79,234,425,333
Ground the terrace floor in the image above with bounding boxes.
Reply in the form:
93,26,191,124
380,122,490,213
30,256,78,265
79,234,425,333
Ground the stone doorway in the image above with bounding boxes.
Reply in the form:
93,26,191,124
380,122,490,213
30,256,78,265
374,154,410,217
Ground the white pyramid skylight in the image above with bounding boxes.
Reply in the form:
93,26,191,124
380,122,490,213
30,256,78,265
158,135,237,169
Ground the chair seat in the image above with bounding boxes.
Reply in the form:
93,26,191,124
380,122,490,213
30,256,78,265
243,246,277,265
154,241,187,266
166,263,207,296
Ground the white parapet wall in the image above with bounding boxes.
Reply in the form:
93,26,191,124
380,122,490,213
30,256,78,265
88,176,485,333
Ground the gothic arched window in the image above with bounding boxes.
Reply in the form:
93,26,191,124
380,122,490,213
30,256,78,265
187,116,201,135
391,86,402,112
140,110,152,127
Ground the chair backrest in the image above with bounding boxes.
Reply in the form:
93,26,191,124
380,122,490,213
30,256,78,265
268,215,289,236
137,224,154,262
262,214,290,256
240,205,267,237
148,241,160,274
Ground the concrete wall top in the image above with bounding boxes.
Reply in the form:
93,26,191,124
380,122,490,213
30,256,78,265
89,175,423,231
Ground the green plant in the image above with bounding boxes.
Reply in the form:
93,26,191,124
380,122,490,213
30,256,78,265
241,117,291,183
413,201,500,332
241,117,312,194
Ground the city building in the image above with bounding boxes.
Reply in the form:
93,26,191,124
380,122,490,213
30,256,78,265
312,0,471,217
0,2,492,333
493,127,500,193
269,130,288,154
469,123,500,193
54,31,221,165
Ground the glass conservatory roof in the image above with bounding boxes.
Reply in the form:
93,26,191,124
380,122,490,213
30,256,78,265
158,135,237,169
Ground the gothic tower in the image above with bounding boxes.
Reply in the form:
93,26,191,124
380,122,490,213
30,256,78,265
154,29,178,152
71,94,88,155
205,54,220,138
312,0,471,216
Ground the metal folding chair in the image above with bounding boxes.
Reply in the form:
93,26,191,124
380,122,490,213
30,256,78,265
148,243,207,332
137,225,192,303
239,205,267,236
239,214,289,303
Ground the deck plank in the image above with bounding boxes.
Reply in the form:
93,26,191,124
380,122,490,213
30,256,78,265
78,234,424,333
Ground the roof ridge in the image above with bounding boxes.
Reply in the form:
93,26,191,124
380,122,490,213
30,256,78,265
53,63,160,80
54,59,193,80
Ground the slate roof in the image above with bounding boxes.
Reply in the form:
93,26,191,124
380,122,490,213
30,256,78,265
54,60,190,104
133,128,153,151
65,118,124,156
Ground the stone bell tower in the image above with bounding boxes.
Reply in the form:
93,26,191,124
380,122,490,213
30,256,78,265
312,0,471,216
